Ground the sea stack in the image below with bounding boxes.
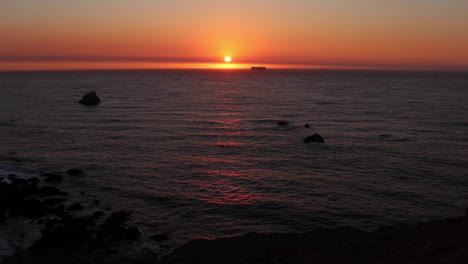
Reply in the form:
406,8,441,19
79,91,101,106
304,134,325,143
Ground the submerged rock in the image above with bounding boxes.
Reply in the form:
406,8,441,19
277,121,289,126
79,91,101,106
66,168,84,176
304,134,325,143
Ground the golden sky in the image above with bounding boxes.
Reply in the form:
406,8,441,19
1,0,467,70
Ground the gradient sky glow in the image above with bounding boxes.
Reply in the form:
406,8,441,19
1,0,468,70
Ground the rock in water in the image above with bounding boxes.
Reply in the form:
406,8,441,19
277,121,289,126
304,134,325,143
304,123,310,128
66,168,84,176
79,91,101,105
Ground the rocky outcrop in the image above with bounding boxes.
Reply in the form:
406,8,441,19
42,173,63,183
68,203,84,211
1,171,146,264
150,232,170,242
277,121,289,126
303,134,324,143
161,212,468,264
78,91,101,106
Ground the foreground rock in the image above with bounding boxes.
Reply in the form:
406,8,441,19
161,212,468,264
42,173,63,183
303,134,324,143
79,91,101,106
1,171,146,264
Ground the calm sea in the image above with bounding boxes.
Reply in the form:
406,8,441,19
1,69,467,252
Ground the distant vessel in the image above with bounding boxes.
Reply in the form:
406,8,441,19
251,66,267,71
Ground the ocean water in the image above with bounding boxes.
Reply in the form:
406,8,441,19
1,69,467,252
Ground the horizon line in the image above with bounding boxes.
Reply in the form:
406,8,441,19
1,66,467,74
1,56,467,72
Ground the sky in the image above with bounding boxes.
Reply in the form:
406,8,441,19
1,0,467,71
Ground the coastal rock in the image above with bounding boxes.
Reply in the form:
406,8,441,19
23,182,40,196
37,186,68,197
44,173,63,183
277,121,289,126
11,178,28,185
47,204,66,217
304,134,325,143
28,177,40,184
79,91,101,106
66,168,84,176
43,198,66,206
68,203,84,211
41,172,61,178
136,249,159,263
22,198,45,219
150,232,170,242
126,227,141,241
98,211,132,239
37,214,98,247
0,210,5,223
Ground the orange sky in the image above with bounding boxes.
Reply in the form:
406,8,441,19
1,0,467,71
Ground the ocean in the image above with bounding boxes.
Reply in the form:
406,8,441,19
1,69,467,254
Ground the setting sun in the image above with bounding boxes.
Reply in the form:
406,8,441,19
224,56,232,63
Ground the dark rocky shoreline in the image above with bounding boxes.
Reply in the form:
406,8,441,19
2,167,468,264
0,167,156,264
161,212,468,264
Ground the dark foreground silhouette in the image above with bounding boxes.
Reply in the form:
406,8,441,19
2,171,468,263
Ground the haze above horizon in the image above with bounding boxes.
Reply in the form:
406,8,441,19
1,0,467,71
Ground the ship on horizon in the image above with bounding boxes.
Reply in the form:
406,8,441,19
250,66,267,71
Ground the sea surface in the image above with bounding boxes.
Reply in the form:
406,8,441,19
1,69,468,253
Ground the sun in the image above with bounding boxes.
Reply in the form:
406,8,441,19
224,56,232,63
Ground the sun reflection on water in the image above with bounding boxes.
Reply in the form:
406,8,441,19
190,92,259,205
